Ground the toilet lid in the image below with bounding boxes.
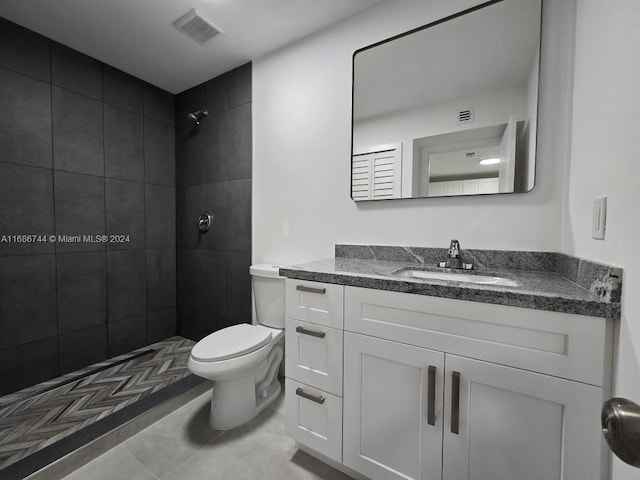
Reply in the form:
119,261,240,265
191,324,273,362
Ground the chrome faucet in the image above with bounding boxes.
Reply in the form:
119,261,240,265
438,239,473,270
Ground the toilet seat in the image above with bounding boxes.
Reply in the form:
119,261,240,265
191,324,273,362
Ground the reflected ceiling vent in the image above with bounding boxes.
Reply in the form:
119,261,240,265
457,107,474,124
173,8,224,45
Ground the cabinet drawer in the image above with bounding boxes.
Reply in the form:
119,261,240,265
285,318,343,396
285,378,342,463
285,279,344,328
345,286,609,386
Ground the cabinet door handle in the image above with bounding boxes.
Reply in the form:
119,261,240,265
427,365,436,426
296,387,325,404
295,326,326,338
451,371,461,434
296,284,326,295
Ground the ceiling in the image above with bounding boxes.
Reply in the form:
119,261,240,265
0,0,386,93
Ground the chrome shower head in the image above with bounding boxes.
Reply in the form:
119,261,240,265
187,109,208,125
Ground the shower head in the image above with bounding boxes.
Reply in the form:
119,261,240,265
187,109,208,125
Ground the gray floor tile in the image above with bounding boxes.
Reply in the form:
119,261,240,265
62,445,157,480
124,391,219,478
60,384,352,480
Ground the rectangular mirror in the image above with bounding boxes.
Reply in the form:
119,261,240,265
351,0,542,201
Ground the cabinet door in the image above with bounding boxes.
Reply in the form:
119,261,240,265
442,355,604,480
343,332,445,480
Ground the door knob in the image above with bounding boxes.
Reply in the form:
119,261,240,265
602,397,640,468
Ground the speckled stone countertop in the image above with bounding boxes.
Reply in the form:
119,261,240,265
279,245,622,319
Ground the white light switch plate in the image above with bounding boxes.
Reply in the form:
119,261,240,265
592,197,607,240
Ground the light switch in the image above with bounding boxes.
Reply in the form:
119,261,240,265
592,197,607,240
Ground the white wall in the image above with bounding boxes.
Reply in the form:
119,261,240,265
253,0,573,267
353,87,527,198
562,1,640,478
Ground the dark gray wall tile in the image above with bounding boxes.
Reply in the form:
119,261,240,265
58,325,108,374
202,112,228,183
177,248,203,312
176,123,206,186
147,308,177,344
0,164,54,256
145,184,176,248
104,105,144,181
144,118,175,186
0,18,51,82
176,185,205,248
226,179,251,252
107,249,146,322
51,43,102,100
226,63,252,108
226,104,252,180
227,251,251,326
146,248,176,312
52,87,104,176
144,83,174,125
57,252,107,334
203,75,226,115
54,171,105,252
177,308,207,342
105,178,145,250
202,250,226,324
0,338,58,396
108,315,147,357
103,65,143,114
0,68,52,168
0,255,57,348
203,181,227,251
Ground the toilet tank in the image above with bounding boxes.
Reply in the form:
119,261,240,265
250,264,285,329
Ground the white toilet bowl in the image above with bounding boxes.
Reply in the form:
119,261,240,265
188,323,284,429
188,264,285,430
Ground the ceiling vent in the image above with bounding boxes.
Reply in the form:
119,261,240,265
173,9,224,45
457,107,474,124
464,151,477,158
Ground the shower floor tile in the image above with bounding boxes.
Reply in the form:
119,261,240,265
0,336,197,474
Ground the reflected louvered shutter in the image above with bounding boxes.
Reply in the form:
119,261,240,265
351,144,401,201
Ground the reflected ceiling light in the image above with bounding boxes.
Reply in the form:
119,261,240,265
479,157,501,165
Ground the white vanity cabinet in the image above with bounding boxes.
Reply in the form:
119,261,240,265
284,279,612,480
284,279,345,463
343,286,610,480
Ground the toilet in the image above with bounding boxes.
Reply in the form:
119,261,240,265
187,264,285,430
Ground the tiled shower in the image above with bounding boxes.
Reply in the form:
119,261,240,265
0,17,252,397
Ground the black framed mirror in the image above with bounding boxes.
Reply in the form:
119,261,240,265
351,0,543,201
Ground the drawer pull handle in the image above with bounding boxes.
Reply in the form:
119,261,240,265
296,285,326,295
451,371,460,435
296,326,326,338
296,387,325,405
427,365,436,426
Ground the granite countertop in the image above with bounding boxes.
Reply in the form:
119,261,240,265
279,246,623,319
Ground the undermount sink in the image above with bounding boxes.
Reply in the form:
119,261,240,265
393,268,520,287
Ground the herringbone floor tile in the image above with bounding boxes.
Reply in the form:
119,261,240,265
0,336,195,471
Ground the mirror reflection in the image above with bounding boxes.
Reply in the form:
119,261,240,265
351,0,542,201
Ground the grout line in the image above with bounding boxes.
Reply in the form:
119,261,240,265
102,62,111,356
126,449,162,480
0,160,175,187
48,39,62,378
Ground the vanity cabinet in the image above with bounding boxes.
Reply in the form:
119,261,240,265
343,332,603,480
284,279,345,463
343,286,609,480
284,280,612,480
